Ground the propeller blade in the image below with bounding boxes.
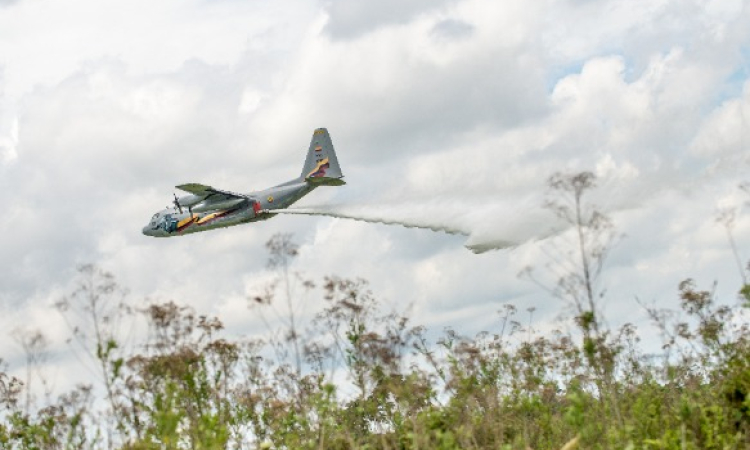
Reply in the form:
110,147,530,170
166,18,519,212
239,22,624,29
173,193,183,214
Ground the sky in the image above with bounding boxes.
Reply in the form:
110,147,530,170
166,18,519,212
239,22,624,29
1,0,749,392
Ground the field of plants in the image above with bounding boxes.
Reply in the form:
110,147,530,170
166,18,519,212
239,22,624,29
2,173,748,449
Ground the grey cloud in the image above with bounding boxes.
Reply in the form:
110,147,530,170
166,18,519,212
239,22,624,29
270,44,548,169
323,0,455,39
0,58,285,308
0,0,20,7
431,19,474,41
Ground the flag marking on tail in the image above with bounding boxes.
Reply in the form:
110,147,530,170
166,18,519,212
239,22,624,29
307,157,330,178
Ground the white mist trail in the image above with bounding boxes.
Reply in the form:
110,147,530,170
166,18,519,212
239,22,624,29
275,196,565,253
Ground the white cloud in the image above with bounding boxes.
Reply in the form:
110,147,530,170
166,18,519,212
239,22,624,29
0,0,315,97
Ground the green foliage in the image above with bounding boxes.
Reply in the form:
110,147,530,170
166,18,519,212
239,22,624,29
2,246,750,448
740,284,750,306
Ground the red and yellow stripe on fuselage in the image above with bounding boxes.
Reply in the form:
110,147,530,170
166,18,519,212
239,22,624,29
195,208,237,226
176,208,243,233
176,214,198,232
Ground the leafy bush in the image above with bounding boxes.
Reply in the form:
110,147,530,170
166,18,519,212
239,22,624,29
1,262,746,450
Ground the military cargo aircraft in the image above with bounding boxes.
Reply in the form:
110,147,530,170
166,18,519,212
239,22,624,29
142,128,344,237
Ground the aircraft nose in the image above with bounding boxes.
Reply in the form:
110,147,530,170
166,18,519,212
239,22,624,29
142,225,152,236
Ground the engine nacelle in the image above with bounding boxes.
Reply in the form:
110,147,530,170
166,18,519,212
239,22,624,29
176,194,205,207
192,197,247,213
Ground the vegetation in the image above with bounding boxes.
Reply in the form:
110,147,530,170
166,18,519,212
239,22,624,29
1,173,749,449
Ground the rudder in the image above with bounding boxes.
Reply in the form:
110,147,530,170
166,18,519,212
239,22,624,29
301,128,345,185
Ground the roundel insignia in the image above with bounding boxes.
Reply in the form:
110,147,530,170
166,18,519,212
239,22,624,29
267,195,274,203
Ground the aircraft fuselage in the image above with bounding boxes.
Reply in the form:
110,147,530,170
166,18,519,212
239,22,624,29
142,181,314,237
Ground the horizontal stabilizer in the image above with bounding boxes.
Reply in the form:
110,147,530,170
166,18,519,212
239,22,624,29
304,176,346,186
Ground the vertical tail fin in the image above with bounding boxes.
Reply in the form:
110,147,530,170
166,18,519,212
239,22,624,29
301,128,345,186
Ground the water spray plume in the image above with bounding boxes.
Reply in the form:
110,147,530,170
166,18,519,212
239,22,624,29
281,195,565,253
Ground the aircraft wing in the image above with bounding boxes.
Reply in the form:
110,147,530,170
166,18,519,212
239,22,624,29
176,183,247,200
